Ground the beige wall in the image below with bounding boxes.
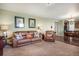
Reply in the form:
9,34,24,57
0,9,60,37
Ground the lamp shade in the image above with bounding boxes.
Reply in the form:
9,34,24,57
0,25,9,31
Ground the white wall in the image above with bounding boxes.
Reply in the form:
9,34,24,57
55,20,64,36
0,9,57,37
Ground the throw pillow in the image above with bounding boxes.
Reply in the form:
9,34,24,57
15,33,23,40
19,33,23,39
34,32,39,38
27,34,33,39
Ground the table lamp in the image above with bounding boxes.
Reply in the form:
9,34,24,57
0,25,9,44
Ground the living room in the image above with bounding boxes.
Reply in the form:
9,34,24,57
0,3,79,56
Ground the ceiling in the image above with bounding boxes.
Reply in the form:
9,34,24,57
0,3,79,19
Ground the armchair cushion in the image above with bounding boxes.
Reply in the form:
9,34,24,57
46,34,52,37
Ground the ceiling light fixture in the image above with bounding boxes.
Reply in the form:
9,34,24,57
45,3,53,6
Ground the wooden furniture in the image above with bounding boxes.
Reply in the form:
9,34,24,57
64,31,74,43
12,31,42,47
64,21,79,43
75,21,79,28
0,36,4,56
64,20,72,43
64,21,69,32
44,30,56,42
64,31,79,43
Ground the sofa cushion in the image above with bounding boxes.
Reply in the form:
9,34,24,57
26,33,33,39
32,38,41,41
21,32,26,36
15,33,23,40
17,39,31,44
22,35,27,39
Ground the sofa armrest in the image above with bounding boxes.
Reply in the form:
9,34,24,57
7,37,13,45
12,37,18,48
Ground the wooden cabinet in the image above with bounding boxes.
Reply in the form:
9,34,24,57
64,20,79,45
64,31,79,43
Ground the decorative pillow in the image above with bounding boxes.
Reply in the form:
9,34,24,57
19,33,23,39
21,33,26,36
15,33,23,40
22,35,27,39
27,34,33,39
34,32,39,38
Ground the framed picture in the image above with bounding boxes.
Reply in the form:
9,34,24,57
28,18,36,28
15,16,25,28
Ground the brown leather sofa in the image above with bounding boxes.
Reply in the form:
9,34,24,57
12,31,42,47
